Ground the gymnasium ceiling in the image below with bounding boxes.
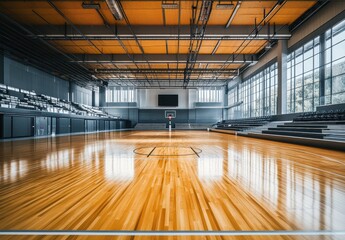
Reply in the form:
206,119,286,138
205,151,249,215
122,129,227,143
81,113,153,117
0,0,328,89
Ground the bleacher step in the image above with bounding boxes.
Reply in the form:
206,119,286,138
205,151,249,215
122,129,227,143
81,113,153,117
268,127,326,133
262,130,327,139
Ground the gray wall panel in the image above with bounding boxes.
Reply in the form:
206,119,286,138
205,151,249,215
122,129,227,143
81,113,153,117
110,121,116,130
2,115,12,138
195,109,222,123
99,120,105,131
71,119,85,133
105,108,138,127
12,116,33,137
85,120,97,132
57,118,70,134
105,121,110,130
119,121,126,129
137,109,219,123
4,57,69,100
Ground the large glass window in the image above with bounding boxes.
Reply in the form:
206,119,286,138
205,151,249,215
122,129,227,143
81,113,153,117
287,37,320,113
325,19,345,105
106,87,137,103
227,86,238,106
197,87,223,102
227,63,277,119
287,18,345,113
237,63,277,119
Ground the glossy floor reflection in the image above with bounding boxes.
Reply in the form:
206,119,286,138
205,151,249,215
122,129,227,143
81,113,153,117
1,131,345,238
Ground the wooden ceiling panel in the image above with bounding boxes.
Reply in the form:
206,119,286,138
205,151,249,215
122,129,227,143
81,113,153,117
139,40,166,54
199,40,219,54
208,1,238,26
1,0,320,86
162,1,194,25
0,6,65,25
216,40,266,54
0,0,317,27
167,40,190,54
164,9,179,26
88,63,115,69
99,47,126,54
230,1,276,25
147,64,170,68
54,45,99,54
206,63,244,69
90,40,121,46
270,1,316,25
122,1,163,25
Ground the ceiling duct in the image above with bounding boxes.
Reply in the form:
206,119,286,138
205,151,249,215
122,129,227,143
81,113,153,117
105,0,124,20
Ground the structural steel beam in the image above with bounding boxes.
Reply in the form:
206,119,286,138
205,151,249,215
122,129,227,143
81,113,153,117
71,54,257,63
33,25,291,40
93,68,237,74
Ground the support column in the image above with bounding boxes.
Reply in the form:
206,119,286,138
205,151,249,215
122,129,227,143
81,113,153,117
99,86,106,107
277,40,288,115
0,49,4,85
68,82,73,102
92,90,96,107
223,86,228,120
319,33,325,106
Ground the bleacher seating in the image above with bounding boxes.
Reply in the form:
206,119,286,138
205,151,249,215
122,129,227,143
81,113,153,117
0,86,116,118
293,110,345,122
261,110,345,142
213,116,273,132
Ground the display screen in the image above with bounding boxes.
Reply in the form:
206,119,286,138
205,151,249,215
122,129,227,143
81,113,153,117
158,95,178,107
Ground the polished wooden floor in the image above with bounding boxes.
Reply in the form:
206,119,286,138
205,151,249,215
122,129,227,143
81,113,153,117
1,130,345,240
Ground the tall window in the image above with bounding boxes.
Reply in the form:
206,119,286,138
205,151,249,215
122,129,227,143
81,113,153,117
227,86,239,119
325,19,345,105
287,18,345,113
234,62,277,119
197,87,223,102
228,86,238,106
106,87,137,103
287,37,320,113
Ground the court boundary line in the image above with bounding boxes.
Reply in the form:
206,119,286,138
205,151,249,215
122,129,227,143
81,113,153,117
147,147,156,157
190,147,200,158
0,230,345,236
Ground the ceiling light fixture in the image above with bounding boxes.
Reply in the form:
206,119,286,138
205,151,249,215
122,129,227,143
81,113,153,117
105,0,124,20
162,2,179,9
216,2,235,10
225,1,241,28
82,2,100,9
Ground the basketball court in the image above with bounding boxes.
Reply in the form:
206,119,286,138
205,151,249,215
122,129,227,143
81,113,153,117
1,130,345,239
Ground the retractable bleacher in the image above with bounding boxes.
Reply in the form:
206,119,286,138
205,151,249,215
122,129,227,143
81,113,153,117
0,88,115,118
261,110,345,141
211,116,273,133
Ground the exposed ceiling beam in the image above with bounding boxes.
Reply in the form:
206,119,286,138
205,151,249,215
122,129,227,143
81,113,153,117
289,0,330,33
0,0,305,1
105,78,229,84
93,68,237,74
71,54,258,63
33,25,291,40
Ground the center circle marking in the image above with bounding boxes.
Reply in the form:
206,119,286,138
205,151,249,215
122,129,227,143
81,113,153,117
133,146,202,157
